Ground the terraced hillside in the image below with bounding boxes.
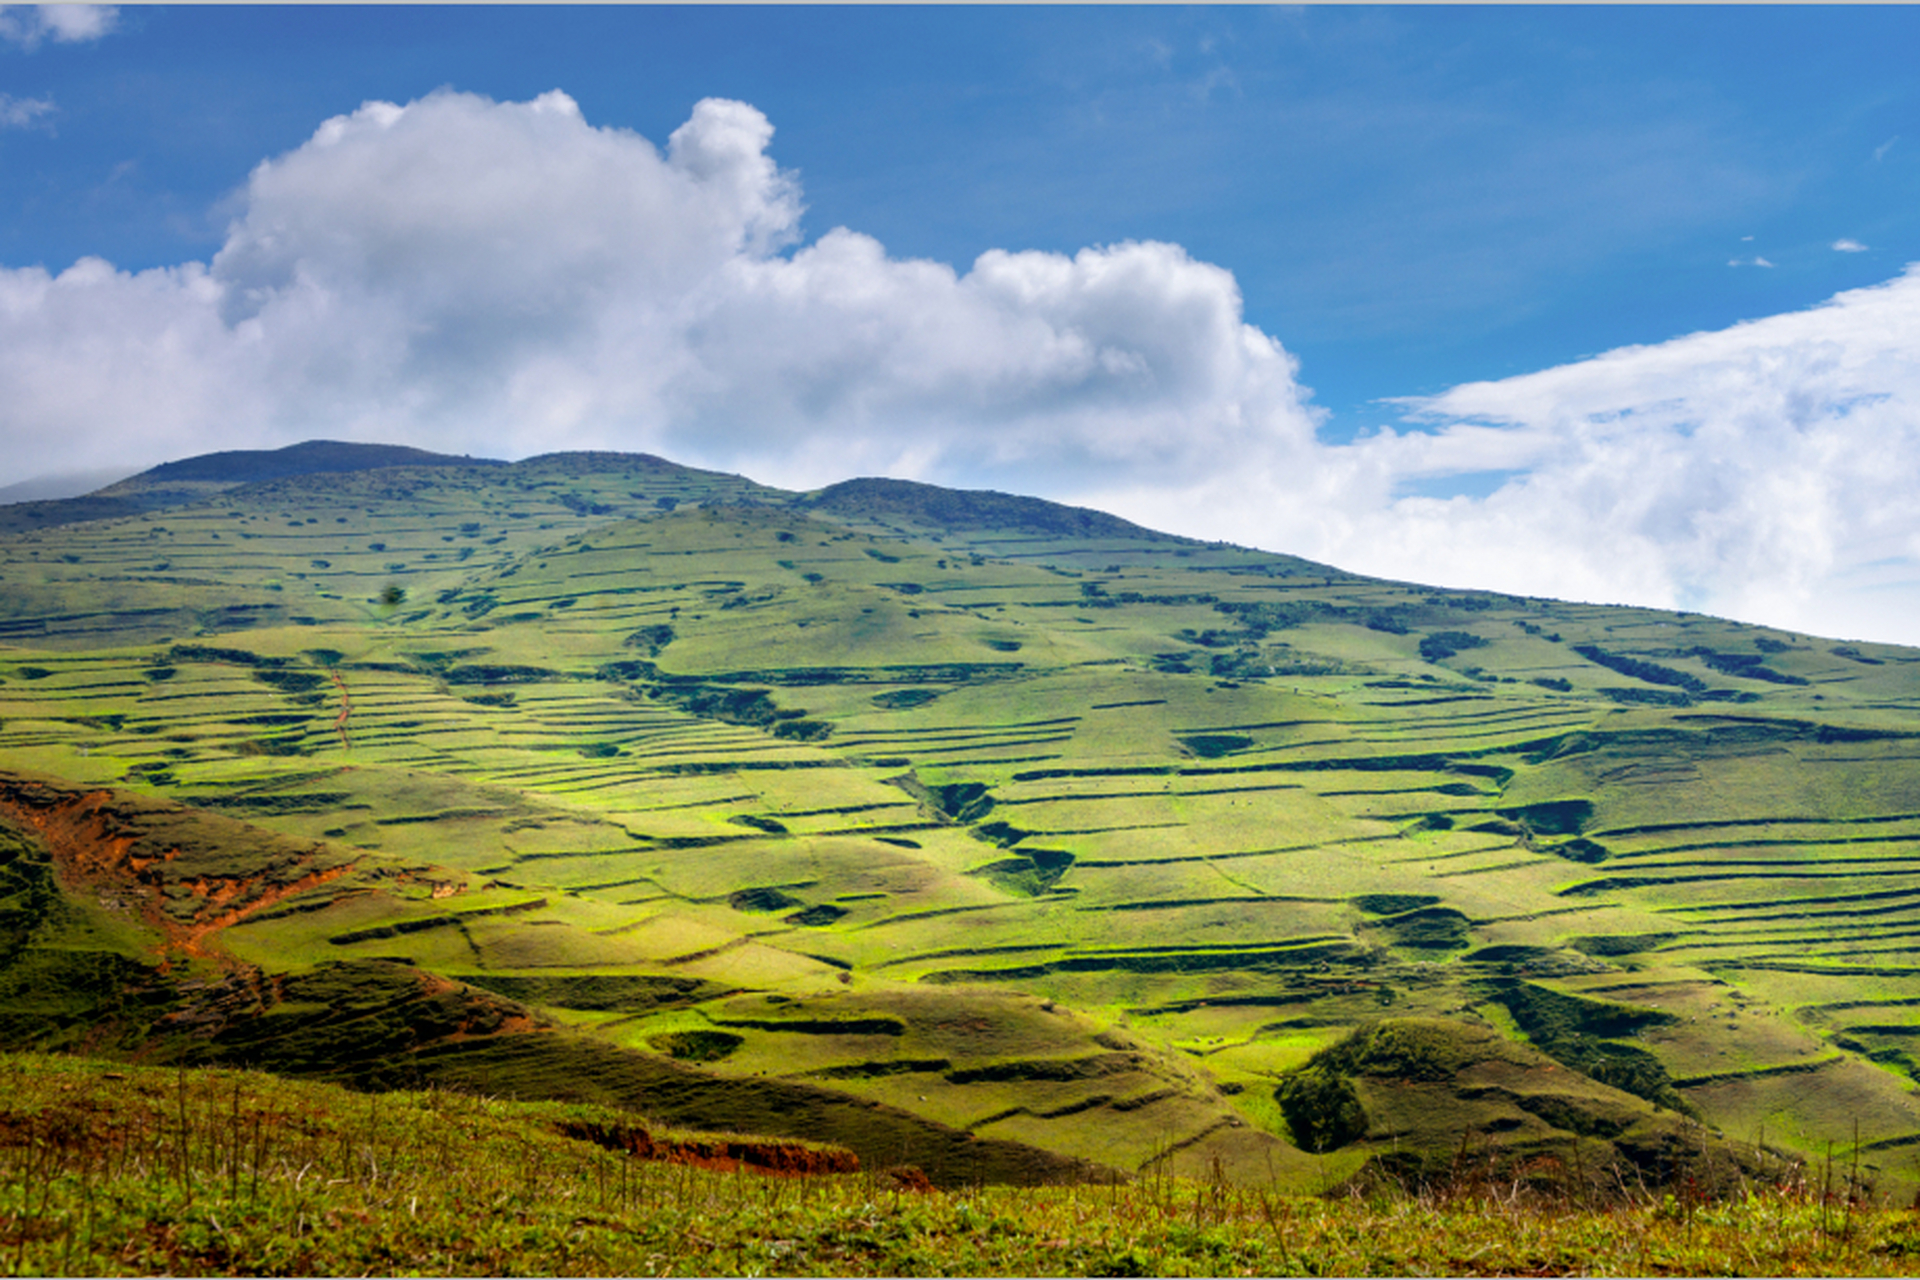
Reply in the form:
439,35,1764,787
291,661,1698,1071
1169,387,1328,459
4,440,1920,1194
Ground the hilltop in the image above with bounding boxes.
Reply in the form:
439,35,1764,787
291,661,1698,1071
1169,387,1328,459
0,441,501,537
3,439,1920,1196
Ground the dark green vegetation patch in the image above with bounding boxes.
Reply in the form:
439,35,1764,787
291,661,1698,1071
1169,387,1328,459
1274,1066,1369,1152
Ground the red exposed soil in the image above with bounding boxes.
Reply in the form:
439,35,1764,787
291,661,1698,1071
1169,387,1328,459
558,1119,860,1177
885,1165,936,1192
0,770,357,960
0,770,554,1083
177,864,355,954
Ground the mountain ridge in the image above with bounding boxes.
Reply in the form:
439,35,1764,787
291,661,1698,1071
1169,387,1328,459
104,439,503,488
2,439,1214,555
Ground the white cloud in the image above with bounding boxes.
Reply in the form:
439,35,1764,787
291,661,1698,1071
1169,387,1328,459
0,92,54,128
1170,265,1920,645
4,88,1920,645
0,89,1320,498
0,4,116,49
1833,238,1868,253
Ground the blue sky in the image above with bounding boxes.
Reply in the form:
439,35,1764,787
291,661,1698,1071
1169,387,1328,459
4,5,1920,643
7,6,1915,428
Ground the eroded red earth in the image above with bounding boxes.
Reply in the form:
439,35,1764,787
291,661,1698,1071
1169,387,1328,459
0,770,355,960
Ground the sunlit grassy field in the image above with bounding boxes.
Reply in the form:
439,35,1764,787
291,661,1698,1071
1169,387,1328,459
6,447,1920,1201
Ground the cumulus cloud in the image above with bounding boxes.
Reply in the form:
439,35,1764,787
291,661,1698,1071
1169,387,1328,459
0,88,1321,496
4,88,1920,644
0,4,116,49
1833,238,1869,253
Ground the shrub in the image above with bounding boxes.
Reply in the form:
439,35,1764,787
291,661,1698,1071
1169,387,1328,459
1179,734,1254,759
623,624,675,655
1274,1067,1368,1152
729,887,803,913
1572,644,1704,692
647,1029,743,1061
1419,631,1486,663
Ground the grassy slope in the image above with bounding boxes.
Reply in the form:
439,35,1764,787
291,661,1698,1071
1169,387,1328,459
4,449,1920,1195
2,1050,1916,1278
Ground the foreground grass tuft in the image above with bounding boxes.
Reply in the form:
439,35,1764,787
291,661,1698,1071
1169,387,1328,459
2,1052,1918,1277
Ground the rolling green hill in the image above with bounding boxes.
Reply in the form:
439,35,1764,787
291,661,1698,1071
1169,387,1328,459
4,439,1919,1196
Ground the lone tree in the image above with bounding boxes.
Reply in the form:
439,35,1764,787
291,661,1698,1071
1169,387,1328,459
378,583,406,608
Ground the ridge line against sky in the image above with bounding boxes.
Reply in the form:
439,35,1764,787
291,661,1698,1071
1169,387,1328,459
1,5,1918,644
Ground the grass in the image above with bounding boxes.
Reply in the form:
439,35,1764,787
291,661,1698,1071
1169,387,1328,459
2,1051,1918,1277
8,446,1920,1196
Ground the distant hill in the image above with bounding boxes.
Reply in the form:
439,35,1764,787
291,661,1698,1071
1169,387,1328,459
800,477,1175,540
108,439,503,488
0,440,505,535
796,475,1341,575
0,493,154,536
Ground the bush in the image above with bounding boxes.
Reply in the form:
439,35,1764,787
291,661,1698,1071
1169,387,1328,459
872,688,940,709
1419,631,1486,663
647,1029,743,1061
1599,686,1693,707
1274,1067,1369,1152
1573,644,1704,692
254,668,328,695
1689,646,1809,685
1179,734,1253,759
623,624,675,655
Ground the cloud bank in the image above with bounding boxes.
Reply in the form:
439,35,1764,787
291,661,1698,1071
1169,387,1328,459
1355,269,1920,644
2,89,1918,643
1098,264,1920,644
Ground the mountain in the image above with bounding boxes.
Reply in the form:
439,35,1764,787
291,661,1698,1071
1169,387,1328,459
0,440,501,537
2,439,1918,1195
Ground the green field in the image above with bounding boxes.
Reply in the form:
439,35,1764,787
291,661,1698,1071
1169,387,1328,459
7,1050,1916,1278
6,441,1920,1199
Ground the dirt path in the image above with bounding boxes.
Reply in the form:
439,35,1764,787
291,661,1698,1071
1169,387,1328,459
330,669,352,749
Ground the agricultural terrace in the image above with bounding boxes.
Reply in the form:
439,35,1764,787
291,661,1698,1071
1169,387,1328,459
3,446,1920,1196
